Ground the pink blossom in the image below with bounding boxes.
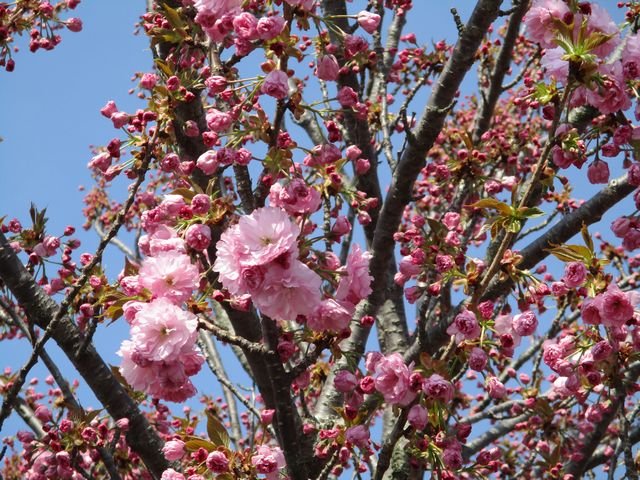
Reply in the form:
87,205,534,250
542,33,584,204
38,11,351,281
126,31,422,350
334,370,358,393
512,310,538,337
582,3,620,58
469,347,488,372
251,445,285,478
541,47,568,83
256,15,286,40
161,469,186,480
336,244,373,305
191,193,211,214
373,353,416,406
303,143,342,166
206,451,229,472
139,251,199,304
442,446,463,471
423,374,454,404
130,298,198,362
442,212,460,230
206,109,233,132
600,284,634,327
611,217,631,238
261,70,289,100
316,54,340,81
196,150,219,175
100,100,118,118
623,34,640,79
162,440,185,461
562,261,588,288
523,0,570,48
345,425,369,449
185,224,211,251
269,179,321,215
586,64,631,115
232,12,258,40
447,309,480,342
587,160,610,185
331,215,352,236
252,260,322,320
494,314,521,348
145,225,186,256
307,298,353,332
344,35,368,58
486,376,506,399
581,296,603,325
337,86,358,107
357,11,381,34
140,72,157,89
408,404,428,430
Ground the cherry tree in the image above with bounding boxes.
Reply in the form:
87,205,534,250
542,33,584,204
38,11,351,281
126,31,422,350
2,0,640,478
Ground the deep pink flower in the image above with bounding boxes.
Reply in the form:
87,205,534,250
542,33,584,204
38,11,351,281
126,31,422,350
232,12,258,40
442,446,463,470
261,70,289,100
423,374,454,404
586,64,631,115
316,54,340,81
587,160,610,185
334,370,358,393
139,251,199,304
447,309,480,342
469,347,488,372
206,109,233,132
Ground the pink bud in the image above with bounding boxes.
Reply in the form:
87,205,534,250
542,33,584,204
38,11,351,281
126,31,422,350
357,11,381,34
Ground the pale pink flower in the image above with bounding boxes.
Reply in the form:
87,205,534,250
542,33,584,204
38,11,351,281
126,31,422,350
261,70,289,100
307,298,353,332
162,440,185,461
269,179,321,215
541,47,568,83
523,0,570,48
196,150,219,175
139,251,199,304
373,353,416,406
118,340,160,392
146,225,186,256
581,3,620,58
356,11,381,34
494,313,521,348
623,34,640,79
316,54,340,81
129,298,198,363
581,296,603,325
336,244,373,305
586,64,631,115
447,308,480,342
251,445,285,479
252,260,322,320
303,143,342,166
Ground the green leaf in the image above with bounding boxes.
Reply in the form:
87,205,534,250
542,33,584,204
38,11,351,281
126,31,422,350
206,410,231,448
516,207,545,219
154,58,174,77
546,244,592,263
505,218,521,233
